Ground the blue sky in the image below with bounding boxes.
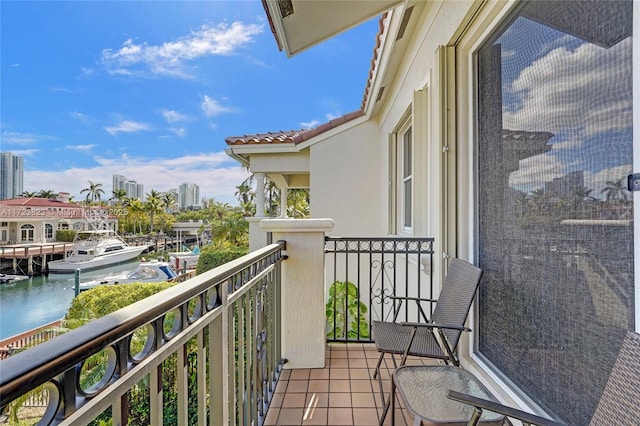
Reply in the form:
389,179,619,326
1,1,378,204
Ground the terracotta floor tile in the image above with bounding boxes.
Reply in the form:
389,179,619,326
282,393,308,408
307,379,329,393
329,392,352,408
264,407,279,425
302,407,328,425
270,393,284,408
290,369,311,380
310,368,330,380
352,408,380,425
264,343,415,425
329,368,350,380
329,379,351,393
277,408,304,425
327,407,354,425
349,368,371,380
306,392,329,408
350,379,373,393
329,358,349,368
286,380,308,393
351,393,376,408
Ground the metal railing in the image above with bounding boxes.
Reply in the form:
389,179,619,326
325,237,435,342
0,241,286,425
0,320,63,361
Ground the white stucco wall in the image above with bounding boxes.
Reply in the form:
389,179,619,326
308,120,382,237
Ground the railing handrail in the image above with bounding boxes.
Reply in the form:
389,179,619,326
0,241,286,406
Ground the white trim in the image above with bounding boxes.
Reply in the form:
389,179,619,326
634,0,640,332
259,218,335,233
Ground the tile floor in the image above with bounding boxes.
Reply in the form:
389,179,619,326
263,343,439,426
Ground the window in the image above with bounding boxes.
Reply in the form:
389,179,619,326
20,224,35,242
402,127,413,230
45,223,53,239
475,1,633,424
391,117,414,233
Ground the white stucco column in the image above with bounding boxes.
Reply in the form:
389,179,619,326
279,187,288,218
261,218,335,369
255,173,266,218
246,217,269,252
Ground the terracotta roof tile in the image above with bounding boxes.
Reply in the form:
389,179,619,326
225,110,364,146
0,197,80,208
227,11,387,148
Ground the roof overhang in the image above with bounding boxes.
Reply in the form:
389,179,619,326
262,0,403,57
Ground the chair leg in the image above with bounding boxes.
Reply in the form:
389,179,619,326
379,378,396,426
373,353,384,379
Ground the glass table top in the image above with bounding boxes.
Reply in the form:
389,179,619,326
393,365,505,425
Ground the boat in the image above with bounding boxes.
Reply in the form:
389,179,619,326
169,246,201,271
48,230,148,273
78,260,178,291
0,273,29,285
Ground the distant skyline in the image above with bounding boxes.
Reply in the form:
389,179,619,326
0,1,379,204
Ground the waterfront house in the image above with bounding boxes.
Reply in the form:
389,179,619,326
0,193,117,245
0,1,636,425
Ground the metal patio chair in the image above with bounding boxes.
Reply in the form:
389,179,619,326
372,258,483,424
446,330,640,426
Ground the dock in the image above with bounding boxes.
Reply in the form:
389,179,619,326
0,243,74,275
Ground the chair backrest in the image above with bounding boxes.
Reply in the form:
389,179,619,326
431,258,483,351
589,331,640,425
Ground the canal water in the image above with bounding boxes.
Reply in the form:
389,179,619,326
0,260,139,340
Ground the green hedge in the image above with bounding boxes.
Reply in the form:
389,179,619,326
65,282,175,328
56,229,76,242
196,246,248,275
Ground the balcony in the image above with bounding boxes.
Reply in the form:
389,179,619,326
0,220,435,425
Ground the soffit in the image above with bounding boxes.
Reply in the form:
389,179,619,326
262,0,403,57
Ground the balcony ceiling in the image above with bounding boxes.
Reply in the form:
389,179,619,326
263,0,403,57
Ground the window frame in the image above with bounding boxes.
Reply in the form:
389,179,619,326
390,113,414,235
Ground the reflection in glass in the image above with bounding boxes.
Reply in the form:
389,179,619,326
476,1,633,424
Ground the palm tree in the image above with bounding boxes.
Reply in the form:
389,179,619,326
21,191,37,198
37,189,56,199
111,188,128,205
287,189,310,218
161,192,177,214
125,198,145,234
145,190,163,233
601,178,628,204
80,180,105,204
211,213,249,247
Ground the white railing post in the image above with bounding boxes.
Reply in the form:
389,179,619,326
260,218,334,368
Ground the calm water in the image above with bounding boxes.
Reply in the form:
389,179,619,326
0,260,139,340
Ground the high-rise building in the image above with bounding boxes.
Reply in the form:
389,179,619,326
177,182,200,209
112,174,144,200
0,152,24,200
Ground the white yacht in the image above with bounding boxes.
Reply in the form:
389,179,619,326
78,260,178,291
48,230,148,273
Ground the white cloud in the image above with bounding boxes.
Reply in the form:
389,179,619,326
1,131,56,145
509,153,566,191
65,144,97,151
6,149,38,157
100,22,263,78
170,128,186,138
70,111,90,123
104,120,151,136
24,152,250,204
503,37,632,138
201,95,232,117
161,109,189,123
300,120,320,129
